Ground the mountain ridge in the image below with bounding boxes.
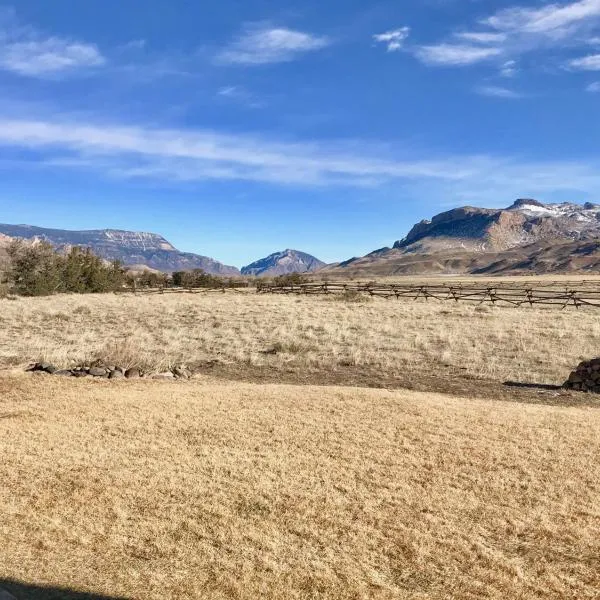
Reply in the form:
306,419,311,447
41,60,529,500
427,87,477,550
0,223,240,275
324,199,600,276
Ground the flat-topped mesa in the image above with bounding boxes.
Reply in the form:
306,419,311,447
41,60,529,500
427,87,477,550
0,223,240,275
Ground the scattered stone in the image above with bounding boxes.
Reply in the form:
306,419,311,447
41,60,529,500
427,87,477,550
0,588,17,599
26,362,58,374
54,369,74,377
564,358,600,393
125,368,141,379
89,367,108,378
29,362,57,374
72,370,88,378
109,369,125,379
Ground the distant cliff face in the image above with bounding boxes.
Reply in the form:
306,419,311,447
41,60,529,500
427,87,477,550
241,249,325,276
393,199,600,254
0,224,240,275
323,199,600,277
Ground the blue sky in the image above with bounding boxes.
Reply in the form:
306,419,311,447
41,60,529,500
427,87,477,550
1,0,600,267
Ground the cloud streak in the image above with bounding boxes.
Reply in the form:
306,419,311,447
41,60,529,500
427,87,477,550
1,117,600,203
415,44,503,66
216,23,330,65
475,85,524,98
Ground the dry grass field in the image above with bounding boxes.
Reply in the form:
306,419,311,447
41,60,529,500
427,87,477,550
1,374,599,600
1,290,600,384
2,288,599,599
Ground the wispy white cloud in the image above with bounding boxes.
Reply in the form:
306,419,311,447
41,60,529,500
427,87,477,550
216,85,266,108
119,39,146,51
586,80,600,90
500,59,518,77
475,85,524,98
1,117,600,202
454,32,507,44
0,9,105,77
412,0,600,71
414,44,503,66
483,0,600,37
216,23,330,65
569,52,600,68
373,27,410,52
218,86,239,97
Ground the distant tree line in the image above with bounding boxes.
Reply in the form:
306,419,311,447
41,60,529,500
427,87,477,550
133,269,247,290
255,272,309,290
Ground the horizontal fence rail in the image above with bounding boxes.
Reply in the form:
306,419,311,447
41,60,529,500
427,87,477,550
257,282,600,308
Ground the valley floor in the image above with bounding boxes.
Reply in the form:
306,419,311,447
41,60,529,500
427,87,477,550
1,375,599,600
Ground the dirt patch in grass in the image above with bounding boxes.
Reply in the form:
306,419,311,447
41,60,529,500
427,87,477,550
191,361,600,408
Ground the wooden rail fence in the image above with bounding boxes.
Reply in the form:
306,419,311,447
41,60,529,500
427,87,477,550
257,282,600,308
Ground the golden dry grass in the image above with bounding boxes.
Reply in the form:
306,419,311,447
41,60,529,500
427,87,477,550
1,291,600,383
0,375,598,599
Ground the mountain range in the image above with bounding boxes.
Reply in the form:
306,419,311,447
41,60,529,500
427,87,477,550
3,198,600,277
0,223,326,277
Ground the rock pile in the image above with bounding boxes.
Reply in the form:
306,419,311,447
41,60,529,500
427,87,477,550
563,358,600,392
26,363,192,380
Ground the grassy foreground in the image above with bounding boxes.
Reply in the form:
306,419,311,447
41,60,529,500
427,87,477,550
1,375,598,599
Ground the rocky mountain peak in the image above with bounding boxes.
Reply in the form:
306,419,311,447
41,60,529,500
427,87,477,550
241,249,325,276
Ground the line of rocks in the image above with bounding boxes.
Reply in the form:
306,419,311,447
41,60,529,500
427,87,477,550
26,363,192,380
563,358,600,393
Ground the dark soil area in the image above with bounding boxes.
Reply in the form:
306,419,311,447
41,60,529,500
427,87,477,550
192,361,600,408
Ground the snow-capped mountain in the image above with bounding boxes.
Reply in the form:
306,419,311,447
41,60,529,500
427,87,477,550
323,199,600,276
241,249,325,276
394,199,600,254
